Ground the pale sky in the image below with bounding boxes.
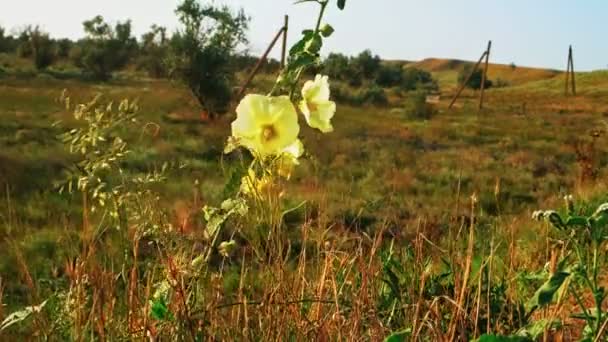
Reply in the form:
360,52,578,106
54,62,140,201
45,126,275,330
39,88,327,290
1,0,607,71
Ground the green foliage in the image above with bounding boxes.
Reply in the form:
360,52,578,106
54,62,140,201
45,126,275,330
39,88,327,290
375,64,404,88
137,25,169,78
405,90,436,120
525,260,569,313
0,26,16,53
72,15,137,80
401,67,438,91
361,84,388,105
322,52,350,81
19,26,56,70
458,64,493,90
167,0,249,117
528,198,608,340
55,38,73,59
352,49,381,79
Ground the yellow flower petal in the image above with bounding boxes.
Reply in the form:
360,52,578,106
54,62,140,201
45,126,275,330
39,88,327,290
231,94,300,157
300,75,336,133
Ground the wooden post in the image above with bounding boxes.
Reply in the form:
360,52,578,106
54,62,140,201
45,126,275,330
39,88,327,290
565,46,576,96
281,15,289,69
570,46,576,96
478,40,492,110
565,47,571,96
448,51,487,109
237,25,286,100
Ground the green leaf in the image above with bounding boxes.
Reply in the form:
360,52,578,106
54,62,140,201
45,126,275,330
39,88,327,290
337,0,346,10
565,216,589,228
384,329,411,342
526,269,570,313
517,319,562,339
150,298,173,321
475,334,531,342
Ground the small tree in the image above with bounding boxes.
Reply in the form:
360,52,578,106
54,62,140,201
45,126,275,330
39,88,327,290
168,0,249,118
458,64,492,90
322,52,350,81
73,16,137,80
401,67,437,91
0,26,10,53
352,49,381,79
55,38,73,59
375,63,403,87
20,26,56,70
138,25,169,78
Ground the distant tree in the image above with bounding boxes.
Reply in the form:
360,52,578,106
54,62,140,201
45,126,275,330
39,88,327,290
322,53,350,80
55,38,73,59
375,63,403,87
73,16,137,80
401,67,437,91
458,64,492,90
352,49,381,79
16,29,33,58
0,26,8,53
138,25,169,78
19,26,56,70
167,0,249,118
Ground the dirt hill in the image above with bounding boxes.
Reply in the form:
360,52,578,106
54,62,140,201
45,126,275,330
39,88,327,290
405,57,563,90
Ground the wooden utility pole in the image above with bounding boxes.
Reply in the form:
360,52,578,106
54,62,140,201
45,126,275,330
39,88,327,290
281,15,289,69
237,18,288,100
565,45,576,96
448,41,492,110
478,40,492,110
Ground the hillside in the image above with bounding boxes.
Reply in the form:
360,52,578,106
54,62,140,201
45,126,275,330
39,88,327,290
406,57,563,90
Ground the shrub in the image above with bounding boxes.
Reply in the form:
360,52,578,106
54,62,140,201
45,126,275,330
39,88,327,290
362,84,388,106
55,38,73,59
405,90,436,120
351,49,381,79
0,26,13,53
167,0,249,118
137,25,169,78
375,63,403,87
72,16,138,80
30,28,56,70
457,64,492,90
323,52,350,80
17,26,57,70
401,67,438,91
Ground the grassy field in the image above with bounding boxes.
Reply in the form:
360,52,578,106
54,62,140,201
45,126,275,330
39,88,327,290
1,56,608,340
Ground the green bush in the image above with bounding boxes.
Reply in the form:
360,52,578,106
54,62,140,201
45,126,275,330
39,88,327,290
72,16,138,80
167,0,249,117
401,67,438,91
405,90,436,120
351,49,381,79
375,63,403,87
457,64,493,90
361,84,388,106
28,27,56,70
137,25,169,78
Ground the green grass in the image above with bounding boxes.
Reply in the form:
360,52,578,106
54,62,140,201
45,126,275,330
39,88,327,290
1,59,608,339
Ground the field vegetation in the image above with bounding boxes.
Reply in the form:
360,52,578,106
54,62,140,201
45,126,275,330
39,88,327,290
1,0,608,340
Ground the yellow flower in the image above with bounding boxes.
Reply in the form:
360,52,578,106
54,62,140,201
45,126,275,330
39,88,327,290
231,94,300,157
299,75,336,133
277,139,304,179
240,169,272,196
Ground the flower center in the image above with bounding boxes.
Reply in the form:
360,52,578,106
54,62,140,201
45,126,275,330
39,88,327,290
261,125,277,143
308,102,318,112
